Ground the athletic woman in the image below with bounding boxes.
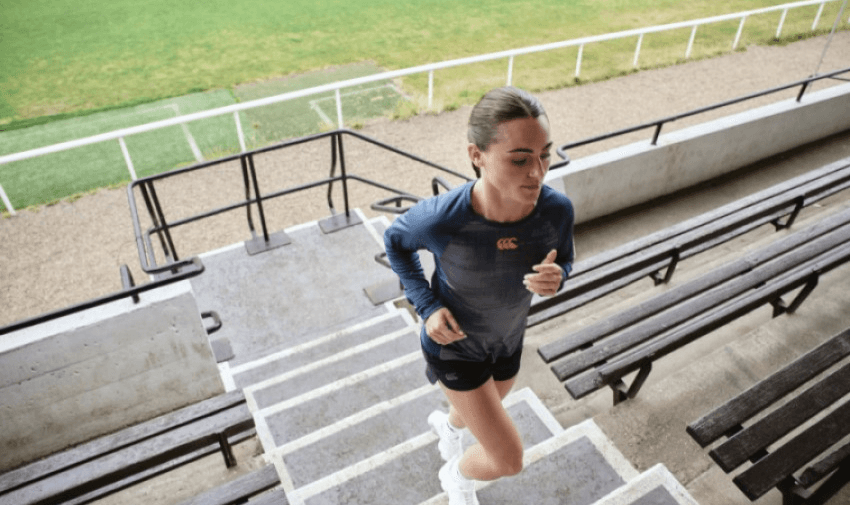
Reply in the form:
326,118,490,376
384,86,575,505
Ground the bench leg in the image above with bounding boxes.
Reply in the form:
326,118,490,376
611,363,653,406
778,460,850,505
771,274,819,318
218,432,237,468
650,248,680,286
772,196,805,231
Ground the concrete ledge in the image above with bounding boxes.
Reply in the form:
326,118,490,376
546,83,850,224
0,281,224,472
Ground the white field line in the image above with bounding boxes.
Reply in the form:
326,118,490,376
251,351,421,418
229,309,404,376
242,327,415,397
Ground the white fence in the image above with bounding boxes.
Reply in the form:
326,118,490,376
0,0,845,216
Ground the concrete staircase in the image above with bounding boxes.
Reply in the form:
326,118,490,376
186,208,699,505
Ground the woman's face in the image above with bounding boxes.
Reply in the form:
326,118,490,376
469,115,552,210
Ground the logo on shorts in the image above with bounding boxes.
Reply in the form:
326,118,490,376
497,237,519,250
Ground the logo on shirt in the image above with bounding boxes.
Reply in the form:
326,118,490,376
497,237,519,250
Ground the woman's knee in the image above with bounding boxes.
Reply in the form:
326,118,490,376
497,448,524,476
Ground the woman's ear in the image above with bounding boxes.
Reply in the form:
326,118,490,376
468,143,484,171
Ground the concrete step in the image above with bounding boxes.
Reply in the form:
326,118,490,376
593,464,698,505
190,209,398,366
228,310,414,389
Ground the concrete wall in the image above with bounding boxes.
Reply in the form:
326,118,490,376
0,281,224,472
546,83,850,224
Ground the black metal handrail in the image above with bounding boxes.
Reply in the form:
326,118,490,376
553,66,850,168
0,258,205,336
127,129,470,274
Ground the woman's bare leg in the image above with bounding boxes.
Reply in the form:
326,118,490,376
447,376,516,429
440,376,523,481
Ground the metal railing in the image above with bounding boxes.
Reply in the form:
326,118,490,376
551,66,850,168
128,129,470,273
1,0,844,216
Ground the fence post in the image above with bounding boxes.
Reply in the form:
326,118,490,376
633,33,644,68
233,111,247,152
686,25,697,59
507,55,514,86
777,8,789,38
733,16,747,49
428,70,434,110
335,88,344,129
118,137,138,181
813,1,826,30
0,183,15,216
575,44,584,78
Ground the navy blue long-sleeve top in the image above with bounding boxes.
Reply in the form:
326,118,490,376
384,181,575,362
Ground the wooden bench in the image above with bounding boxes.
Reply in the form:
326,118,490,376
687,328,850,504
0,390,256,505
528,156,850,327
537,206,850,405
177,464,286,505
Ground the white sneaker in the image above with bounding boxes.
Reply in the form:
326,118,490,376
438,455,479,505
428,410,463,461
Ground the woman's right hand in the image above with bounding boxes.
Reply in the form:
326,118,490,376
425,307,466,345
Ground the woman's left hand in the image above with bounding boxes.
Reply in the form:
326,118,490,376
524,249,562,297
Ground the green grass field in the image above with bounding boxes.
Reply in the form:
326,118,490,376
0,0,846,210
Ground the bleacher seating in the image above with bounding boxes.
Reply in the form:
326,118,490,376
687,328,850,504
538,205,850,405
0,390,257,505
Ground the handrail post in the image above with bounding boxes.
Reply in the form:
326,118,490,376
796,80,810,102
337,133,351,218
247,154,270,243
327,133,339,213
0,183,15,216
240,155,256,235
651,123,663,145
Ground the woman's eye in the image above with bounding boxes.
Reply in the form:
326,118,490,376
542,151,551,159
512,159,527,166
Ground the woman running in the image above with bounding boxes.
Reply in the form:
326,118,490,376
384,86,575,505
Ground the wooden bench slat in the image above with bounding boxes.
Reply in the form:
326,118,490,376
595,241,850,388
530,161,850,327
558,220,850,394
3,403,254,505
177,465,281,505
799,440,850,487
688,329,850,447
710,361,850,472
733,398,850,501
539,207,850,364
0,389,247,494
